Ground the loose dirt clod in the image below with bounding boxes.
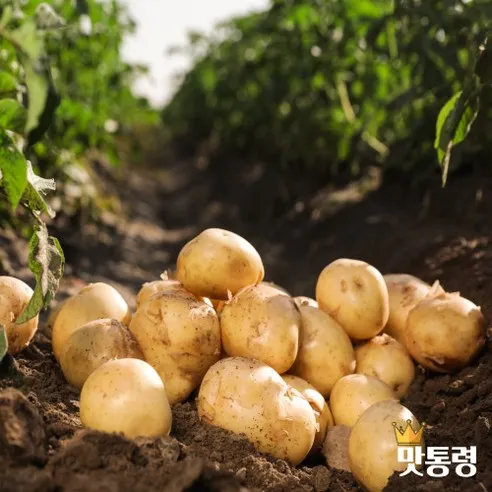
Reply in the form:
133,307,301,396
323,425,351,472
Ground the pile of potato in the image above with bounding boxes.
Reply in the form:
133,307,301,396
0,228,487,492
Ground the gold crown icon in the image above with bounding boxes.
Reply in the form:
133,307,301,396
392,419,425,446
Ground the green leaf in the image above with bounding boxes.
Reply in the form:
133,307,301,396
16,223,64,324
0,130,27,208
20,161,56,218
0,71,18,96
435,91,479,186
0,98,26,131
0,325,7,361
8,20,42,60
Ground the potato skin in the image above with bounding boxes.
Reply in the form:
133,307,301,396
198,357,317,466
383,274,432,343
329,374,397,428
348,400,423,492
80,358,172,438
282,374,333,454
316,259,389,341
51,282,131,361
294,296,318,309
0,276,38,355
404,293,487,373
292,306,355,396
220,284,300,374
136,279,186,308
59,318,144,389
129,290,221,405
355,333,415,398
176,228,265,300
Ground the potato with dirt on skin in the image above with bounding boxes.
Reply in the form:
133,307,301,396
0,276,38,355
404,291,487,373
349,400,424,492
291,305,355,397
316,259,389,341
198,356,317,466
260,281,290,295
220,283,300,374
383,273,433,343
176,228,265,300
80,358,172,438
329,374,397,428
51,282,131,361
282,374,333,454
59,318,144,389
129,289,221,405
136,278,186,308
355,333,415,398
293,296,318,309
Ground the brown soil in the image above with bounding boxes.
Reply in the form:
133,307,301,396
1,156,491,492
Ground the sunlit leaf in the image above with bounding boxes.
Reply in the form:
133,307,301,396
0,130,27,209
20,161,56,218
16,223,65,324
435,91,479,186
0,98,26,131
0,71,18,96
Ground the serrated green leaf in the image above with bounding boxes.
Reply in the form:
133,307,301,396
0,98,26,131
20,161,56,217
0,325,7,361
0,71,18,96
0,129,27,208
16,223,64,324
435,91,479,186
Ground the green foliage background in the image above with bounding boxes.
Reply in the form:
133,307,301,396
164,0,491,183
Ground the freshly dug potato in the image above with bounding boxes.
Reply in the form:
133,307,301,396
282,374,333,454
293,296,318,309
316,259,389,340
59,318,144,389
198,357,317,465
260,281,290,295
129,290,221,404
349,400,424,492
355,334,415,398
383,274,433,343
220,283,300,374
405,291,487,372
136,279,186,308
292,305,355,396
51,282,131,361
211,298,226,314
330,374,397,427
176,228,265,300
0,276,38,355
80,358,172,438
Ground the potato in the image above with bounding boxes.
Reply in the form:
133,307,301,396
293,296,318,309
282,374,333,454
220,283,300,374
51,282,131,361
198,357,317,465
136,279,186,308
404,291,486,372
80,358,172,438
316,259,389,340
176,228,264,300
349,400,424,492
291,305,355,396
383,274,433,343
329,374,397,427
129,289,221,404
0,276,38,355
59,318,144,389
260,281,290,295
355,334,415,398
